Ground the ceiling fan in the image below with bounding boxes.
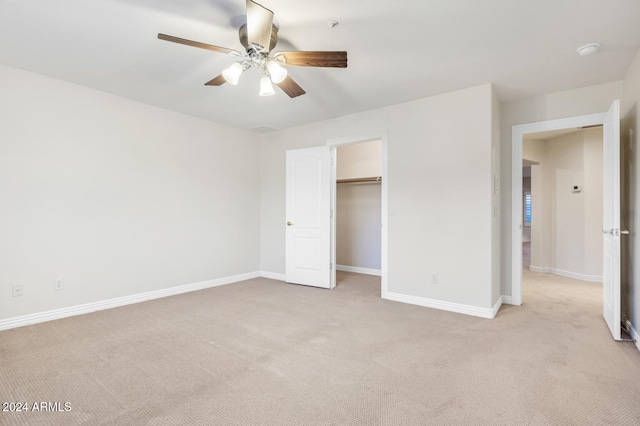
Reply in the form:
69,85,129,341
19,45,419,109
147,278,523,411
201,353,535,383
158,0,347,98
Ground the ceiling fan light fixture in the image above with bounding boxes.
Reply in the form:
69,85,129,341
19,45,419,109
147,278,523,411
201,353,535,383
267,60,287,83
259,75,275,96
222,62,243,85
158,0,346,98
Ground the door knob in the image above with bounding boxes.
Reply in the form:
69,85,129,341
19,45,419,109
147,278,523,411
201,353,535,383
287,221,294,226
603,228,630,236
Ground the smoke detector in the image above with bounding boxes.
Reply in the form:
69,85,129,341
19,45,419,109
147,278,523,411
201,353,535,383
576,43,600,56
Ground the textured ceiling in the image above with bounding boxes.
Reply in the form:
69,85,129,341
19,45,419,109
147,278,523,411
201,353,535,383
1,0,639,131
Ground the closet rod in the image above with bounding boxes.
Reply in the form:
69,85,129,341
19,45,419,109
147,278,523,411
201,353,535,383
336,176,382,184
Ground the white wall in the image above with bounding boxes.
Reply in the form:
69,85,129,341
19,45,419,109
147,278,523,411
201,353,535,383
336,140,381,180
583,129,604,278
548,132,587,276
491,90,501,304
621,48,640,339
261,84,497,311
523,139,547,162
336,182,381,270
500,81,623,296
0,65,261,321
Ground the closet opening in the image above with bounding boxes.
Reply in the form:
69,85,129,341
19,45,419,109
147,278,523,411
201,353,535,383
329,136,387,294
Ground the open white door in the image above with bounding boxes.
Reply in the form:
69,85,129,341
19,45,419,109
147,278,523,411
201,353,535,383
285,146,331,288
602,100,621,341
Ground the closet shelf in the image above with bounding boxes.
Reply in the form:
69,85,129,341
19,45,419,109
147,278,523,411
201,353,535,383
337,176,382,184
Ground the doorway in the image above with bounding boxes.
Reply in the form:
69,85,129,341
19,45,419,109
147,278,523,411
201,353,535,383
522,128,603,283
511,101,622,340
335,140,382,281
328,133,388,295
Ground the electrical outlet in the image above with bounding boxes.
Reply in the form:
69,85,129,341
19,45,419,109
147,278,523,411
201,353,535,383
12,285,23,297
431,274,438,285
54,278,64,291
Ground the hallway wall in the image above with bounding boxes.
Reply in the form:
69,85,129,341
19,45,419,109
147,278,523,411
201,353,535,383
523,128,603,281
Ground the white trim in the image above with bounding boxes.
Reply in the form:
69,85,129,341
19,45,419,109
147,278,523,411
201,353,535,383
260,271,286,281
0,272,260,331
528,266,602,282
626,320,640,352
384,291,499,319
330,144,337,290
501,295,513,305
512,112,607,306
327,132,389,298
491,297,503,318
381,135,389,299
336,265,381,276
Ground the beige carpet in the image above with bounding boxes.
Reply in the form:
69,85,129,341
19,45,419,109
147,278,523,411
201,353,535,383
1,270,639,425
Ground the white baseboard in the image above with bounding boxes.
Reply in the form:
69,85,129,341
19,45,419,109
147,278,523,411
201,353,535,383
336,265,381,276
529,265,602,282
626,320,640,353
384,291,498,319
491,297,503,318
260,271,286,281
0,272,260,331
501,295,513,305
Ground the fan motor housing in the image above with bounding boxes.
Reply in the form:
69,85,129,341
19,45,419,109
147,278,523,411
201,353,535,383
239,23,279,52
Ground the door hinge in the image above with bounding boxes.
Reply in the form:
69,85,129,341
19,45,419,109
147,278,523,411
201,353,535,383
330,262,333,270
330,210,333,218
330,157,334,166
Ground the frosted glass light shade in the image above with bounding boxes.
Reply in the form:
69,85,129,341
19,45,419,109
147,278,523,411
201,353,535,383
259,76,275,96
222,62,243,85
267,61,287,83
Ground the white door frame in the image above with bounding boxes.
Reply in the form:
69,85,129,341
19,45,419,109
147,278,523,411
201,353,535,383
327,132,389,296
511,113,606,305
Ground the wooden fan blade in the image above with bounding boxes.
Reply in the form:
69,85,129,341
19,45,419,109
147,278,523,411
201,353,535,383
274,51,347,68
204,74,227,86
246,0,274,52
276,75,306,98
158,33,241,56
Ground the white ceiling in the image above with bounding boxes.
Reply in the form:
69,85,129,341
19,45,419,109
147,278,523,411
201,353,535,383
1,0,639,132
